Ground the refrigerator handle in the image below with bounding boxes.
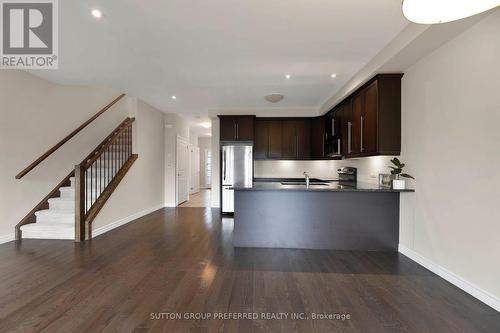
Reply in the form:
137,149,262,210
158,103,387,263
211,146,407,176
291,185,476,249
223,150,226,181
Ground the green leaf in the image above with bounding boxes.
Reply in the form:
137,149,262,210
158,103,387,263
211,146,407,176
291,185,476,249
391,169,402,175
400,173,415,179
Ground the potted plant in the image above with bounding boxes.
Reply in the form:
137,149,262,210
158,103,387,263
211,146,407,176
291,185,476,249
389,158,414,190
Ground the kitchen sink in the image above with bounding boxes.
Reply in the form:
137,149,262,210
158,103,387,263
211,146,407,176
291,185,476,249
280,181,330,186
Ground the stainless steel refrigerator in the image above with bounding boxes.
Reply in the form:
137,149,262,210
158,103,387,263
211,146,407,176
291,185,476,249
221,144,253,213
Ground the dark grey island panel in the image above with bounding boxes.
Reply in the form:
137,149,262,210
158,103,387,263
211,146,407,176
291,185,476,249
233,190,400,251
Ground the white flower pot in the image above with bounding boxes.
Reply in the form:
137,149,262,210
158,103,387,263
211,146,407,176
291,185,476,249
392,179,406,190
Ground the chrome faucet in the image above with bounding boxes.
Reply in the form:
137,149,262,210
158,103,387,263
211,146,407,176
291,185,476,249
303,171,310,188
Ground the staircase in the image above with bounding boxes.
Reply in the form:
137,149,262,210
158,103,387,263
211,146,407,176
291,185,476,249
20,177,76,239
16,114,136,242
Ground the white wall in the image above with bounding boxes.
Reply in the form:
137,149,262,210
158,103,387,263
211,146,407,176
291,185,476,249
210,118,220,207
0,70,126,241
400,10,500,306
92,99,165,231
198,137,212,189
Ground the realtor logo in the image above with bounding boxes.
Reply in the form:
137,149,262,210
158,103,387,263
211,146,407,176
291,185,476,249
1,0,58,69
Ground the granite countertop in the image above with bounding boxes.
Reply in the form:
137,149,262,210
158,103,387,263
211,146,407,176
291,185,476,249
230,181,415,193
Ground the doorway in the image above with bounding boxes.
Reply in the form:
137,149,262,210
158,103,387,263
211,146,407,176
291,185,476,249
176,137,189,205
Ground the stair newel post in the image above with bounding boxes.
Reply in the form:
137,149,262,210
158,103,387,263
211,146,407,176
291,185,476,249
75,164,87,242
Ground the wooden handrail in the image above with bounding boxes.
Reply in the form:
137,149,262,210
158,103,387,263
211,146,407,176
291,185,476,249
15,93,126,179
75,118,136,241
80,117,134,168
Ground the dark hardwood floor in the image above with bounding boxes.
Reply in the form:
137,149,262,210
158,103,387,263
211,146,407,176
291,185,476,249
0,207,498,332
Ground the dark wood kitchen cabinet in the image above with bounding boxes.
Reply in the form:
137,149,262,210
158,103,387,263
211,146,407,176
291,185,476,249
253,119,283,159
330,74,403,157
267,120,283,158
218,115,255,141
311,117,326,159
254,119,268,159
337,100,352,156
282,119,311,159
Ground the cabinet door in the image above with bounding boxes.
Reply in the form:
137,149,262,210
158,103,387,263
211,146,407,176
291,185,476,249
351,93,363,154
267,120,283,158
235,116,254,141
220,117,236,141
254,119,268,159
281,120,297,159
339,102,353,155
362,81,378,153
296,119,311,159
311,117,325,159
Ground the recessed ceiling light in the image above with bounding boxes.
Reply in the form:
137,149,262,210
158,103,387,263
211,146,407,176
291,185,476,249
402,0,500,24
285,74,291,79
91,9,102,19
171,95,177,100
201,122,211,129
330,73,337,78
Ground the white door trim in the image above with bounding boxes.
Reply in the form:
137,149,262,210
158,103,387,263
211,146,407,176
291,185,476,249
176,136,190,206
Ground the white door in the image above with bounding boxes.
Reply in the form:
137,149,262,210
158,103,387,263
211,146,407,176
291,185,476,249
176,138,189,205
190,146,200,194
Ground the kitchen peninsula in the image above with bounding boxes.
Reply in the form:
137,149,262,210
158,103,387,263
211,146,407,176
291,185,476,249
231,180,413,251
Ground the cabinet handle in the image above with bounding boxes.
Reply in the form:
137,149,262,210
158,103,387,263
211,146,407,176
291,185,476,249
268,136,271,156
332,118,335,137
234,123,237,140
296,135,299,157
360,116,364,152
348,122,352,154
337,138,341,154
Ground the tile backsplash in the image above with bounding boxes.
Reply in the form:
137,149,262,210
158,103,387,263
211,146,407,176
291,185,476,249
254,156,396,184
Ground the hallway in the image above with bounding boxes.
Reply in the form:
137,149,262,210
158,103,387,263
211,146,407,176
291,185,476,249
179,189,211,207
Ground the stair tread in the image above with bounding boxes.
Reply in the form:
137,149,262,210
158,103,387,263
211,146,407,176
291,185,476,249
35,209,74,217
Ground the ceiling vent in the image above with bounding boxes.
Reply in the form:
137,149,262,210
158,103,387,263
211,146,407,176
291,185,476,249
264,93,284,103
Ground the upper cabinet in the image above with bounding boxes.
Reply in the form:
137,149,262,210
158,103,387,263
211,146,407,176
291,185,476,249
254,118,311,160
218,115,255,141
282,119,311,159
330,74,403,158
310,117,326,159
254,119,283,159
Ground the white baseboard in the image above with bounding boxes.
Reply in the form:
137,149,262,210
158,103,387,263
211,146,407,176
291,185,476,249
164,202,176,208
399,244,500,312
0,233,15,245
93,204,165,238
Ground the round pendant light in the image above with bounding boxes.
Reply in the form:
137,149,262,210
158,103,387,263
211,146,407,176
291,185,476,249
264,93,284,103
402,0,500,24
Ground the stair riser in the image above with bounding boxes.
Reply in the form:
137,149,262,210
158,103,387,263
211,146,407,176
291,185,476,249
49,201,74,211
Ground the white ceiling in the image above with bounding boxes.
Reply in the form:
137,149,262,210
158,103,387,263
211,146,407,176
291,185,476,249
34,0,409,118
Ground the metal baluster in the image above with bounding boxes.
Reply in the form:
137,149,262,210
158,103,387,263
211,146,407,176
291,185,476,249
99,155,101,197
85,169,88,213
111,138,116,179
121,131,124,168
90,163,93,209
